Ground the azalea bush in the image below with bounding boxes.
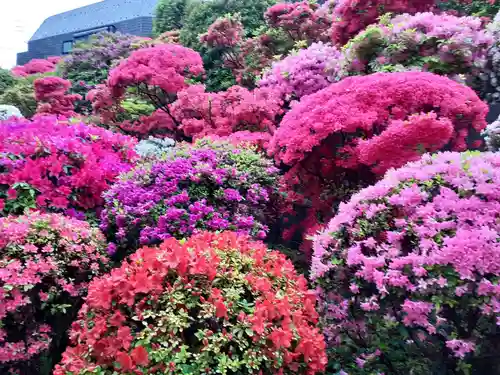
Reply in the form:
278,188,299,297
330,0,435,45
0,116,137,218
92,43,204,140
0,212,109,375
58,31,143,115
11,57,59,78
54,231,327,375
269,72,488,254
34,76,81,117
312,151,500,374
171,84,282,140
483,116,500,151
259,42,340,103
100,138,280,258
338,12,493,82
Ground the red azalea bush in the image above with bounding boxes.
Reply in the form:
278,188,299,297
331,0,435,45
171,84,282,140
0,212,109,374
54,231,327,375
200,13,245,48
311,151,500,374
34,76,81,117
269,72,488,254
0,116,137,218
11,57,59,78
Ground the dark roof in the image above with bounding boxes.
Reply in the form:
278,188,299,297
30,0,157,41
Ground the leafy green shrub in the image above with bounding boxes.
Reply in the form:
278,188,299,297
0,75,38,118
0,69,15,96
154,0,189,35
54,231,327,375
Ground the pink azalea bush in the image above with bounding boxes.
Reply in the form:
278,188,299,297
330,0,435,45
92,44,204,140
0,116,137,218
0,212,109,374
100,138,280,259
54,231,327,375
259,42,341,102
171,84,282,141
34,76,81,117
200,13,245,48
312,151,500,374
269,72,488,254
11,57,59,78
338,12,493,81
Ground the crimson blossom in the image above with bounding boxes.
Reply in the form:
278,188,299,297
54,231,327,375
0,116,137,218
34,76,81,117
0,212,109,374
269,72,488,254
312,151,500,374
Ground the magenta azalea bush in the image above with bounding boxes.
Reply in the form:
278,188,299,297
0,212,109,374
312,151,500,374
259,42,341,102
100,138,280,258
0,116,137,218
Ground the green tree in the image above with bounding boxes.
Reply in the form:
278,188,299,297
153,0,189,35
437,0,500,17
0,69,15,96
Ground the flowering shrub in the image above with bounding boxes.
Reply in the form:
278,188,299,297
200,13,245,48
312,151,500,374
96,44,204,140
259,42,340,102
134,136,175,158
0,212,108,374
34,76,81,117
265,1,331,44
59,32,143,115
100,138,280,258
331,0,434,45
338,12,493,82
269,72,488,254
171,84,282,140
54,231,327,375
11,57,59,78
483,116,500,151
0,116,137,217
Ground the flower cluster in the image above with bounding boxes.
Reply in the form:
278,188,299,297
171,84,282,140
200,14,244,48
100,138,280,258
259,42,341,102
483,116,500,151
269,72,488,253
134,136,176,158
0,212,108,373
265,1,331,44
339,12,493,81
0,116,137,217
312,151,500,374
34,76,81,117
331,0,435,45
54,231,327,375
11,57,59,78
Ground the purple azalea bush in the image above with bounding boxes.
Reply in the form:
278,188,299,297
259,42,341,103
100,138,280,258
312,151,500,374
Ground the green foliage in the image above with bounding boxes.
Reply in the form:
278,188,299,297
0,68,15,96
180,0,277,50
153,0,189,35
0,75,40,118
437,0,500,17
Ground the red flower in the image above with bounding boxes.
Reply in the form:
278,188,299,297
116,351,134,371
131,346,149,366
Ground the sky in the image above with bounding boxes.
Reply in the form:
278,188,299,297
0,0,101,68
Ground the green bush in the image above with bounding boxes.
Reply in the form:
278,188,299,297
0,69,15,96
0,75,39,118
153,0,189,35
